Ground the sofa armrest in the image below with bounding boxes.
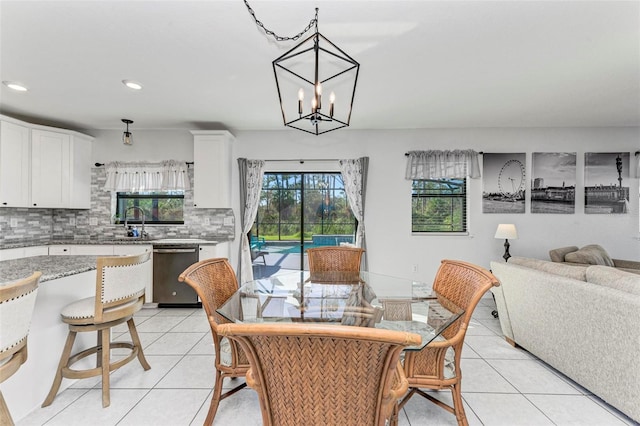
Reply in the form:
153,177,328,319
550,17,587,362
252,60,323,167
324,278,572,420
612,258,640,271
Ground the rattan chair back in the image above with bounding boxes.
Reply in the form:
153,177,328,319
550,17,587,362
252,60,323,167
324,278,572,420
400,259,500,426
307,246,365,283
0,271,41,426
178,258,250,425
219,322,421,426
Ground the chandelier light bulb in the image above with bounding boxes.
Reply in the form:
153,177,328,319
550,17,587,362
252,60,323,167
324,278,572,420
298,88,304,115
329,91,335,118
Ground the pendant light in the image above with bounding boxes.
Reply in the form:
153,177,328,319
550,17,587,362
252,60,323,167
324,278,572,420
122,119,134,145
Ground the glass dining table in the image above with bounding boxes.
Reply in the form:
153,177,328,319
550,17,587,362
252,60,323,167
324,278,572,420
216,270,464,351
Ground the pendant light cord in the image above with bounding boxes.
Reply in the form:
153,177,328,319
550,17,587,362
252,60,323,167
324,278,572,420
243,0,318,41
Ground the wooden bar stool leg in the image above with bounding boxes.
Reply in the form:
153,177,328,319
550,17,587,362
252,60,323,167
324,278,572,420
127,318,150,370
96,330,103,368
0,391,14,426
42,330,77,407
101,328,110,408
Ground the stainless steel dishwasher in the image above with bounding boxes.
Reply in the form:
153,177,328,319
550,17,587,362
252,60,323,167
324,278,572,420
152,244,201,308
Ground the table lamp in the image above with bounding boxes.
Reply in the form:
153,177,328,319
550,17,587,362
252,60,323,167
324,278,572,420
494,224,518,262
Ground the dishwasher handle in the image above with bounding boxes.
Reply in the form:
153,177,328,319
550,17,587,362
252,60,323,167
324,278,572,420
153,248,198,254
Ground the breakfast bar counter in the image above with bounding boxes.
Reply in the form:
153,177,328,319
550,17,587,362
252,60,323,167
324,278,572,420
0,256,104,422
0,255,98,285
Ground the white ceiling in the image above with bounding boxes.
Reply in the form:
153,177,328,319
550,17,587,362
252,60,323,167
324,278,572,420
1,0,638,133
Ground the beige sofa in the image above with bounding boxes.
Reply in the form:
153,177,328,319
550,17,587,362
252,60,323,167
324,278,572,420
490,257,640,423
549,244,640,274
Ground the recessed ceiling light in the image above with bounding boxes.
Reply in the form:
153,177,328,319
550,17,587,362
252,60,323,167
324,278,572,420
3,81,28,92
122,80,143,90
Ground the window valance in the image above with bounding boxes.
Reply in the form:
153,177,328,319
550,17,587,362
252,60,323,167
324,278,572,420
103,160,191,192
405,150,481,180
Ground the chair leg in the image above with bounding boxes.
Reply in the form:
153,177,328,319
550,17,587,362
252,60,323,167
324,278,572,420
451,383,468,426
101,327,111,408
127,318,150,370
204,370,225,426
42,330,77,407
0,390,14,426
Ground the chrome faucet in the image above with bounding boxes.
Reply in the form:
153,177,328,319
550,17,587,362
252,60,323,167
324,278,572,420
123,206,147,239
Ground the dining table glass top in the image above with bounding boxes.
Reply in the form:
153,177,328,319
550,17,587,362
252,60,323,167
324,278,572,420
216,271,464,351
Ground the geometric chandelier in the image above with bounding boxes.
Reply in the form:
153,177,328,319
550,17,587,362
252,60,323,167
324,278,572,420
244,3,360,135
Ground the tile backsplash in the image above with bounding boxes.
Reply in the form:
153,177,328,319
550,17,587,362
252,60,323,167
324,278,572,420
0,167,235,246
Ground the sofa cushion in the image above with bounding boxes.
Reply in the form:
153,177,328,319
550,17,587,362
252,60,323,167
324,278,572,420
564,244,614,267
586,265,640,296
548,246,579,262
509,257,588,281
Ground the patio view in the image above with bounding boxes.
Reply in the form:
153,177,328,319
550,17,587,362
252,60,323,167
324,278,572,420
250,172,357,278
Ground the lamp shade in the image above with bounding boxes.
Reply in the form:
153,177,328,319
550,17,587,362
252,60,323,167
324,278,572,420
494,224,518,240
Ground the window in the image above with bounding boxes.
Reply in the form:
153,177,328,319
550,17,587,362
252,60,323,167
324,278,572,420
115,191,185,225
411,178,467,233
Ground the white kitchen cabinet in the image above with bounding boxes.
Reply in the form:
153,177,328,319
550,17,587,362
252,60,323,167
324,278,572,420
70,245,113,256
0,120,31,207
0,115,93,209
198,242,230,261
23,246,49,257
69,134,92,209
113,245,152,255
0,247,25,261
31,129,71,208
48,246,72,255
191,130,234,208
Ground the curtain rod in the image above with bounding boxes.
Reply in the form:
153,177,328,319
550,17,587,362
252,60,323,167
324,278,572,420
94,162,194,167
404,152,484,156
263,159,337,164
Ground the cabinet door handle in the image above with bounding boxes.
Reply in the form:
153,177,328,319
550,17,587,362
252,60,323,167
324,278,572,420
2,202,6,205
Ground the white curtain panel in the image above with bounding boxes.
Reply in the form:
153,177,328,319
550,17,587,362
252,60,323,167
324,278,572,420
339,157,367,248
238,159,265,284
405,150,481,180
103,160,191,192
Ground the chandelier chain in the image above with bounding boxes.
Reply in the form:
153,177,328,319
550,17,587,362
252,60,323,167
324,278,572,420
243,0,318,41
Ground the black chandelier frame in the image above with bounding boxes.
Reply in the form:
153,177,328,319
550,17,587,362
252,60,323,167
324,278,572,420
272,27,360,135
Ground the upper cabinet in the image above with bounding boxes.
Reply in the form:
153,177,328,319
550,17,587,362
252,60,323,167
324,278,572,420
0,121,31,207
31,129,71,208
191,130,234,208
0,115,93,209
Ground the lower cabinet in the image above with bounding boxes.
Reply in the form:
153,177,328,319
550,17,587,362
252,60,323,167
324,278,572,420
198,242,230,261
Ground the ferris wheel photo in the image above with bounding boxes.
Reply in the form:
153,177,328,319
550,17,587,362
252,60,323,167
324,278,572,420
482,153,526,213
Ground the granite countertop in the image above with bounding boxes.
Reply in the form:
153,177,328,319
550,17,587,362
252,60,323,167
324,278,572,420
0,255,99,285
0,238,225,250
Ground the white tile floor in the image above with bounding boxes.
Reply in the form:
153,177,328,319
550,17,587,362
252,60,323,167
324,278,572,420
16,296,639,426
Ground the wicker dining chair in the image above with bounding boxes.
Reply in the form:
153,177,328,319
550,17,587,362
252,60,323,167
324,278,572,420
307,246,365,283
218,322,422,426
43,252,152,408
178,258,250,426
0,271,41,426
398,259,500,426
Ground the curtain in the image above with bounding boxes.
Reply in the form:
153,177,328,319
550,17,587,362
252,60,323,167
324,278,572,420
237,158,265,284
103,160,190,192
635,152,640,179
405,150,481,180
339,157,369,270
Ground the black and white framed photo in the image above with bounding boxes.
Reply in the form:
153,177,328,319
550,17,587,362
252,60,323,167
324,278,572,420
482,153,526,213
585,152,630,214
531,152,576,214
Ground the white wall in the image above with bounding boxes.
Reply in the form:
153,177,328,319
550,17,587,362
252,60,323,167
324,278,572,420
232,127,640,282
89,126,640,282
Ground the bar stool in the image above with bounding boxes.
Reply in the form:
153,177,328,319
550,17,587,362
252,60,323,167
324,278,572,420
0,271,41,426
42,252,151,408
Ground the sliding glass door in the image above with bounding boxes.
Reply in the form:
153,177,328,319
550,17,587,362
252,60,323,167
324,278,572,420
251,172,357,278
